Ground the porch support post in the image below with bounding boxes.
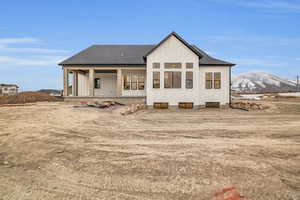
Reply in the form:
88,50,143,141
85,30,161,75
73,71,78,96
63,68,69,97
89,68,94,96
117,69,122,97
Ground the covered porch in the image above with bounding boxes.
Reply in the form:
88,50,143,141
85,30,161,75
63,67,146,98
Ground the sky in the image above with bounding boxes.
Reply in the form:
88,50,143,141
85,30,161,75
0,0,299,91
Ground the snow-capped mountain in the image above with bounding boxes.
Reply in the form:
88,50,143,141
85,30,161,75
232,72,297,93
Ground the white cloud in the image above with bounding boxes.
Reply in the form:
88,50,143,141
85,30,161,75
0,37,41,44
0,56,65,66
0,45,69,54
231,58,293,68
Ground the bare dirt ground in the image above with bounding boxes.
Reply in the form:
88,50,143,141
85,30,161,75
0,100,299,200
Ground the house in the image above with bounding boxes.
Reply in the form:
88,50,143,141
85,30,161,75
0,84,19,96
59,32,235,108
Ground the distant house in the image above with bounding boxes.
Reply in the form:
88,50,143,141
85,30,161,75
59,32,235,108
0,84,19,96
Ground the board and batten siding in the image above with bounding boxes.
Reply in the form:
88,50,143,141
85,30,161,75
146,35,200,106
146,34,230,107
199,66,230,105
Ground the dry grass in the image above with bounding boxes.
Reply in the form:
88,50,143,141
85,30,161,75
0,100,299,200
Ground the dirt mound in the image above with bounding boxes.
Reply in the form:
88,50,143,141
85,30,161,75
0,92,59,104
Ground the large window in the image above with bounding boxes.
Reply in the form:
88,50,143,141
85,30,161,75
205,72,221,89
164,63,182,69
153,72,160,88
164,72,181,88
94,78,101,89
186,72,193,89
123,72,145,90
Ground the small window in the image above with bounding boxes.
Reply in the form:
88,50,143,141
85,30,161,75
153,72,160,88
164,72,181,88
205,102,220,108
179,102,193,109
186,72,193,89
214,72,221,89
153,102,168,109
186,63,193,69
153,63,160,69
205,72,213,89
164,63,182,69
94,78,101,89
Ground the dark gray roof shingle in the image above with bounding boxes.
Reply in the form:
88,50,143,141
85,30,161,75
59,45,155,65
59,33,235,66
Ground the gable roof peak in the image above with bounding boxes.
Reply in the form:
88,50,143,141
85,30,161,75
144,31,203,58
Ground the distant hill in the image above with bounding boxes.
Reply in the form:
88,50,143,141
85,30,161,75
38,89,62,96
232,72,297,93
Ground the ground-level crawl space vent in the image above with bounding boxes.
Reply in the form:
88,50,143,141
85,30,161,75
153,103,169,109
205,102,220,108
178,102,193,109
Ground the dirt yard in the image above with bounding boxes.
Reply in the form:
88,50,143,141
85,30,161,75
0,100,299,200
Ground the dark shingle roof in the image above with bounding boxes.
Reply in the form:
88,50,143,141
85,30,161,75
59,45,155,65
59,32,235,66
192,45,235,66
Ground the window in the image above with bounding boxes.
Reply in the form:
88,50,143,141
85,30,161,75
179,102,194,109
138,74,145,90
153,63,160,69
94,78,101,89
214,72,221,89
164,72,181,88
186,72,193,89
153,72,160,88
153,102,168,109
123,72,145,90
123,75,130,90
131,73,138,90
186,63,193,69
164,63,182,69
205,72,213,89
205,102,220,108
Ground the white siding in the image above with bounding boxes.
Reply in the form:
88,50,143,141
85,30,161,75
199,66,230,105
78,73,89,96
146,35,200,106
94,73,117,97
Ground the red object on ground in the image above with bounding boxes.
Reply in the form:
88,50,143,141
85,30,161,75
214,187,242,200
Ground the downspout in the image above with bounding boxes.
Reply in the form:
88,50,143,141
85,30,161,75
229,66,232,108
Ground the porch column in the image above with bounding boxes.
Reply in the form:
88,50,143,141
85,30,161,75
63,68,69,97
72,71,78,96
117,69,122,97
89,68,94,96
